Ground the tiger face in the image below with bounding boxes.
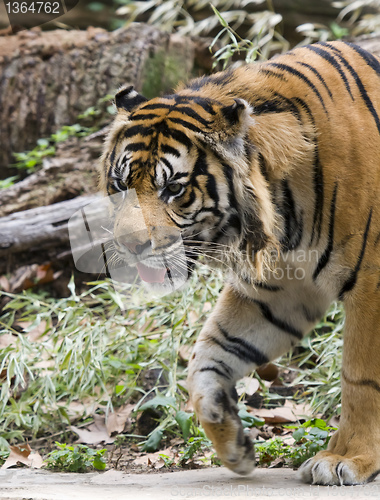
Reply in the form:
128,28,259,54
100,87,278,290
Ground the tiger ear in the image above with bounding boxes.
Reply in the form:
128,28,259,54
115,85,148,113
221,99,248,126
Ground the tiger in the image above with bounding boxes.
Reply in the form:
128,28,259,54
99,41,380,486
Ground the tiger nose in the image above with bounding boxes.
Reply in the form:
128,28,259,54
118,239,151,255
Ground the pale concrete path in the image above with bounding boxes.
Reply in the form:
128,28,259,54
0,467,379,500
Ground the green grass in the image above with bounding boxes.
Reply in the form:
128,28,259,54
0,265,223,449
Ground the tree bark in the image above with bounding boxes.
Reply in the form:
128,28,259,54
0,127,106,217
0,194,100,275
0,24,197,172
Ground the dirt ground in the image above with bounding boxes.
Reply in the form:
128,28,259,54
1,467,379,500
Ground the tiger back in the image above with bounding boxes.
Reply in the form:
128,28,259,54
100,41,380,486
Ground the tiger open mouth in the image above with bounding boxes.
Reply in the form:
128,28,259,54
136,261,169,283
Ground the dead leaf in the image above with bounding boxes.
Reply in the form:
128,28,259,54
106,404,135,435
249,406,296,424
1,443,43,469
71,414,114,445
236,377,259,396
0,276,10,292
8,263,56,293
57,399,98,423
0,334,16,349
132,447,174,469
16,320,50,342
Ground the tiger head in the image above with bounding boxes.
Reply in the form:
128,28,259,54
99,85,280,291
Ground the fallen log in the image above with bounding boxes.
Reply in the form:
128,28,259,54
0,194,100,274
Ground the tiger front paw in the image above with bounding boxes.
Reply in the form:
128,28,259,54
191,386,256,476
299,450,380,486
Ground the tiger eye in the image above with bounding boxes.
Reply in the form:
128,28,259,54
166,183,182,195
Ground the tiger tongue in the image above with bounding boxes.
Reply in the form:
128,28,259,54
136,262,167,283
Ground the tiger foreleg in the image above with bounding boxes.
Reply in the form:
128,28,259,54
188,284,297,475
299,287,380,485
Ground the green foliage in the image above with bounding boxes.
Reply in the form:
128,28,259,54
13,139,56,174
0,265,223,447
288,303,344,418
256,419,336,467
11,124,93,174
178,434,212,466
0,449,10,466
45,442,107,472
210,5,287,68
238,404,265,429
0,176,18,189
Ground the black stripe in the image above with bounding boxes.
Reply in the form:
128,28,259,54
280,179,303,251
199,366,231,380
322,42,380,134
167,213,193,229
253,300,303,339
168,117,204,133
297,61,334,100
160,157,174,175
216,323,269,365
161,144,180,157
206,172,219,207
253,281,282,292
310,152,324,246
175,106,212,127
140,102,172,111
214,359,233,377
258,153,270,184
254,99,290,115
305,44,354,100
130,113,161,121
259,68,288,82
343,370,380,393
270,92,305,124
222,163,238,210
163,128,193,151
338,209,373,300
175,95,217,115
313,183,338,281
267,62,327,113
283,97,323,247
124,124,153,139
125,142,149,152
342,42,380,76
180,189,196,210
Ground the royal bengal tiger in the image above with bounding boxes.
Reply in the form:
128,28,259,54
99,41,380,486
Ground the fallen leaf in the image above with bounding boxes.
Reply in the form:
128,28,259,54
71,414,114,445
106,404,135,435
1,443,43,469
16,320,50,342
0,334,16,349
249,406,296,424
236,377,259,396
0,276,10,292
58,399,98,423
132,447,174,469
